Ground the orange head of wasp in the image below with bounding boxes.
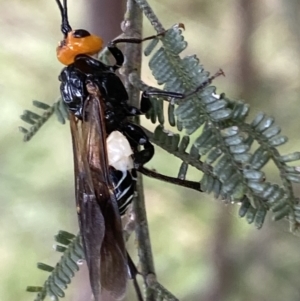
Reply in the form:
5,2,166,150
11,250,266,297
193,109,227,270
55,0,104,66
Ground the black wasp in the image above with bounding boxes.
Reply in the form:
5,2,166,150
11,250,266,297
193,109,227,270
55,0,223,299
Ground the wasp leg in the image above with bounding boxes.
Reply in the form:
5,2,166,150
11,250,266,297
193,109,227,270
126,90,183,117
132,68,226,105
107,32,167,71
110,31,167,48
125,90,185,116
122,123,154,167
125,92,152,116
127,253,144,301
138,166,203,192
107,44,125,71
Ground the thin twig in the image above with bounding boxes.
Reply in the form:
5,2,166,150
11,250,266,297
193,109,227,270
122,1,156,301
147,274,179,301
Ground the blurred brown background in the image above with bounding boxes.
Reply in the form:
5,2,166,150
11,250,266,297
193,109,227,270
1,0,300,300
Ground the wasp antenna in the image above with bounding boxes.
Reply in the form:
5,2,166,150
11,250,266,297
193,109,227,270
55,0,72,37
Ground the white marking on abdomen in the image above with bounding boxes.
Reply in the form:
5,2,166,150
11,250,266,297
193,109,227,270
107,131,134,171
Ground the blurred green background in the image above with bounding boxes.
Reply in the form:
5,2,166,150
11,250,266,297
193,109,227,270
2,0,300,300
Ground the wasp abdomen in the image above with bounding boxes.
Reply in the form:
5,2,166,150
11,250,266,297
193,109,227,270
107,131,136,215
110,169,136,215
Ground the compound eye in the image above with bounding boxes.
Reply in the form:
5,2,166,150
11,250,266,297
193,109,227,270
73,29,91,38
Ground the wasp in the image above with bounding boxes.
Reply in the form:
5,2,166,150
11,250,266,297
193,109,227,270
55,0,223,299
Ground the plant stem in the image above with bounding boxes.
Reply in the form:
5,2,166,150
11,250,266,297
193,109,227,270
122,1,156,300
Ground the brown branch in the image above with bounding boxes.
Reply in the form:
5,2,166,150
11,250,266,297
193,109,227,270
122,1,156,301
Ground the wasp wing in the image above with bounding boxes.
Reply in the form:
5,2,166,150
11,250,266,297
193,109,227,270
69,83,127,300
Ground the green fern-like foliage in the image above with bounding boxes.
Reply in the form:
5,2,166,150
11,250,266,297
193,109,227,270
26,231,83,301
19,99,68,142
133,24,300,231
